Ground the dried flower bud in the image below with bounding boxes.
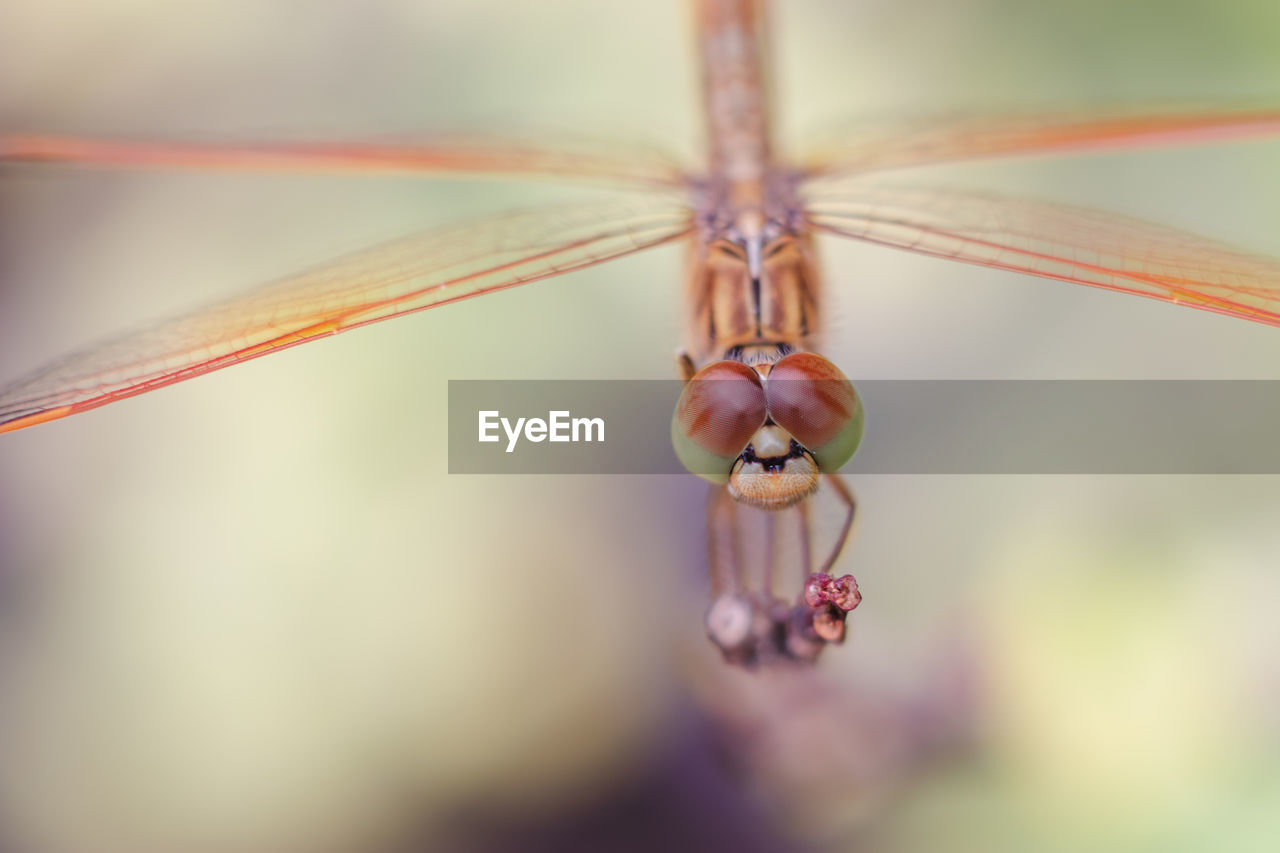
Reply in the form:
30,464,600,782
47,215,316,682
804,572,832,608
801,572,861,611
827,574,862,612
812,603,847,643
785,605,825,662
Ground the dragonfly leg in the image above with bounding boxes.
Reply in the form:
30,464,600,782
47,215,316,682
816,473,857,576
706,486,749,654
762,508,778,600
796,499,813,580
704,485,772,664
675,349,697,382
706,485,743,596
786,476,862,653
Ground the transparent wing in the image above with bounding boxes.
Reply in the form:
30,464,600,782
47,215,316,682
0,132,689,189
802,180,1280,326
800,107,1280,180
0,197,693,433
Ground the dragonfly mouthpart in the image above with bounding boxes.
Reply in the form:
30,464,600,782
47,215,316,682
727,425,820,509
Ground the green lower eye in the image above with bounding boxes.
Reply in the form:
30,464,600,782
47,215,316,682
807,396,864,473
671,414,738,483
765,353,864,473
671,360,769,482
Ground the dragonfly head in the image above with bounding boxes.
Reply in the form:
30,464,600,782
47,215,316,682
671,352,864,508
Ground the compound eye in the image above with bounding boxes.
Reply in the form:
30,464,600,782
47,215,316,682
672,360,768,483
766,353,864,473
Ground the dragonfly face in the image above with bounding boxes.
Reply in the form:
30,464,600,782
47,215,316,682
672,349,864,509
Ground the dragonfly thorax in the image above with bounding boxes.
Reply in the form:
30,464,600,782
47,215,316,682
684,225,821,369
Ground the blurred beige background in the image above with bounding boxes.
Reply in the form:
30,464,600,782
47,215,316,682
2,1,1280,851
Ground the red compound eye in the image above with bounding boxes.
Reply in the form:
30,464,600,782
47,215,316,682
766,352,864,472
672,360,768,482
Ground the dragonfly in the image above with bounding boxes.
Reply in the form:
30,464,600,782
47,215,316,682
4,0,1280,666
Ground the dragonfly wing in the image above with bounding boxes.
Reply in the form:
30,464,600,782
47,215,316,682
800,107,1280,180
0,133,689,189
0,196,693,433
802,180,1280,326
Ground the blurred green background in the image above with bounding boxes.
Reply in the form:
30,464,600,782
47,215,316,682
2,1,1280,850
